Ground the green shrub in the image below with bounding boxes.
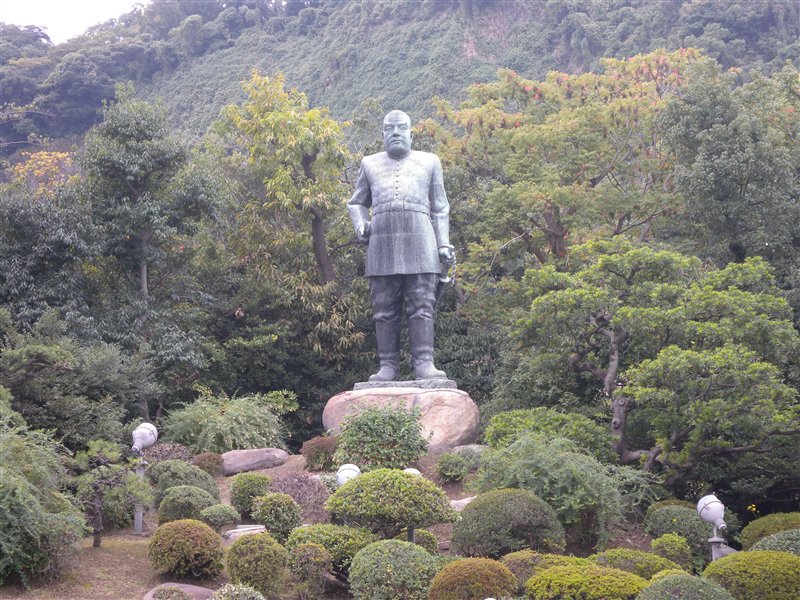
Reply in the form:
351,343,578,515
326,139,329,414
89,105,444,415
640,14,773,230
349,540,438,600
200,503,241,530
644,506,713,569
428,557,518,600
147,519,223,579
591,548,685,580
500,550,591,594
750,528,800,555
288,543,331,600
152,587,194,600
484,407,616,462
452,488,565,558
644,499,695,522
651,533,693,571
393,528,438,554
332,406,428,470
300,436,338,471
230,472,272,518
635,572,735,599
325,468,456,537
703,550,800,600
473,435,630,550
740,513,800,550
192,452,224,477
210,583,266,600
435,452,470,482
96,477,137,530
0,428,85,585
251,492,301,543
146,459,220,507
162,388,296,453
525,564,648,599
157,485,217,524
286,523,378,578
226,532,288,597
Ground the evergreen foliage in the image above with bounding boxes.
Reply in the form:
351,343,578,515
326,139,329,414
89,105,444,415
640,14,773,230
147,519,224,579
225,532,288,597
348,540,438,600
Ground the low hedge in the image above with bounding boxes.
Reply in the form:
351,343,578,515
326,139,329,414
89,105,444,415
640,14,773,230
635,572,735,599
591,548,686,580
500,550,591,594
740,513,800,550
428,558,517,600
525,564,648,600
702,550,800,600
750,528,800,555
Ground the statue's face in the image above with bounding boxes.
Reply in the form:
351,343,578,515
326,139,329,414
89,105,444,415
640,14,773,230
383,111,412,158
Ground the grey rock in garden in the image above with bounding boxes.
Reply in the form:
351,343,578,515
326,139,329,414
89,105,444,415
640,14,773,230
450,444,488,459
222,524,267,545
143,583,215,600
450,496,476,512
221,448,288,476
322,387,479,451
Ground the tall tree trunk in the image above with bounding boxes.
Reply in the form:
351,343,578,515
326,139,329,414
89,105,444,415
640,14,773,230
92,486,104,547
139,232,152,297
309,207,336,285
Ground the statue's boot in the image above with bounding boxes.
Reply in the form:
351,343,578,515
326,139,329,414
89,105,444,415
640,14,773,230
368,321,401,381
409,317,446,379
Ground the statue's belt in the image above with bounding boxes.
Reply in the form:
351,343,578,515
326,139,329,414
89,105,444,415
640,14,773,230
372,201,430,216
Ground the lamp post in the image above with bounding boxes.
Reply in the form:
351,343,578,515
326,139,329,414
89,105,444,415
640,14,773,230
131,423,158,535
696,494,737,561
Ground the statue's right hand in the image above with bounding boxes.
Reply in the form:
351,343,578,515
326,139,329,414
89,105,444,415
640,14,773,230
357,222,371,244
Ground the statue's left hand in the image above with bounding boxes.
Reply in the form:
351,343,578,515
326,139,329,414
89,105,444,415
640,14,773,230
439,245,456,268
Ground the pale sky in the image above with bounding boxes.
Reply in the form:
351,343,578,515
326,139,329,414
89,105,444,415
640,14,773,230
0,0,148,45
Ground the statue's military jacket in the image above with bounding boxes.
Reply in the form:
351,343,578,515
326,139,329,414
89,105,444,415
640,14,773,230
348,150,450,277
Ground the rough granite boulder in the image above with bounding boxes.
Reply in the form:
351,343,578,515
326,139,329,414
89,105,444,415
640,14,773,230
221,448,288,476
143,583,215,600
222,524,267,545
322,387,479,451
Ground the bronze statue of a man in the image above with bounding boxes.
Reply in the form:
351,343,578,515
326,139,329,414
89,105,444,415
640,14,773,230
348,110,455,381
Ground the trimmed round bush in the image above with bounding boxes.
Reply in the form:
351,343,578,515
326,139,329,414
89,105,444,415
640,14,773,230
393,528,439,554
428,557,517,600
325,468,456,537
651,568,689,580
226,532,288,597
229,472,272,518
349,540,438,600
332,406,428,470
702,550,800,600
147,519,223,579
289,543,331,600
146,459,220,507
211,583,265,600
300,436,337,471
644,505,711,567
740,512,800,550
750,528,800,555
452,488,565,558
200,503,241,530
157,485,217,524
152,587,194,600
286,523,377,578
251,492,301,543
525,564,648,600
436,452,470,483
591,548,685,579
192,452,224,477
500,550,591,593
644,499,695,522
635,572,735,600
651,533,693,571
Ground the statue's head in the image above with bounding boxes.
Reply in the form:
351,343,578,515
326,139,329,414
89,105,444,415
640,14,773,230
383,110,412,158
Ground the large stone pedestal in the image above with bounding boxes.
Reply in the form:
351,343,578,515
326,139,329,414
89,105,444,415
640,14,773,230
322,384,479,451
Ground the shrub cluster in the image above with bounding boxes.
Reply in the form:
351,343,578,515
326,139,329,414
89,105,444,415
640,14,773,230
428,557,517,600
229,472,272,518
146,459,219,507
285,523,377,578
210,583,266,600
226,532,288,597
525,564,648,599
349,540,438,600
200,503,241,530
591,548,685,580
635,572,735,600
142,442,194,463
740,512,800,550
750,528,800,555
500,550,591,593
269,472,330,523
288,542,331,600
251,492,301,543
702,550,800,600
157,485,217,524
332,406,428,470
644,505,713,568
650,533,693,571
435,452,471,483
151,587,194,600
325,468,456,537
147,519,223,579
393,528,439,554
192,452,224,476
300,436,338,471
452,488,565,558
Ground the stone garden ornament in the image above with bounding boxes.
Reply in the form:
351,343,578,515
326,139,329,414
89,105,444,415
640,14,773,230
348,110,456,382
